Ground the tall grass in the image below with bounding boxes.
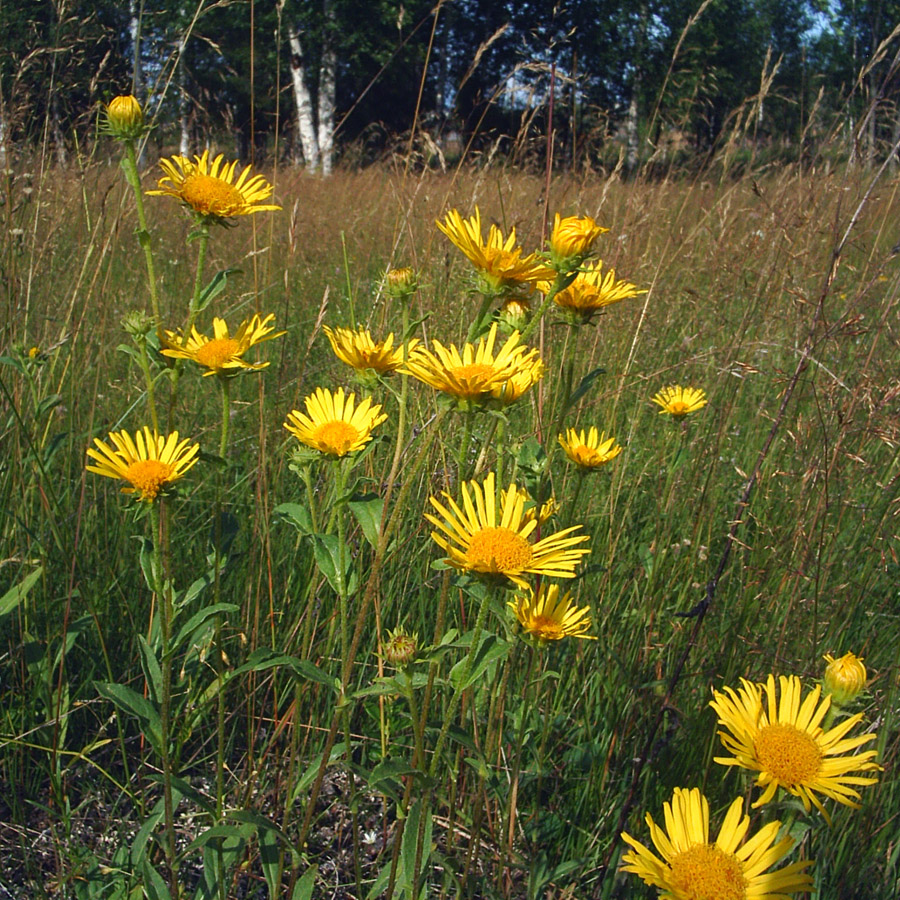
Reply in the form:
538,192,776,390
0,135,898,900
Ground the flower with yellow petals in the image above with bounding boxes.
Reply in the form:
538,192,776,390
548,213,607,268
436,208,555,293
509,583,596,642
651,385,707,417
540,260,645,324
403,323,541,407
147,149,281,221
383,267,418,299
489,357,545,406
284,387,386,457
425,471,590,588
105,95,144,139
323,325,418,376
558,427,622,470
523,496,559,526
162,313,284,376
710,674,881,823
823,652,867,707
86,427,199,501
621,787,813,900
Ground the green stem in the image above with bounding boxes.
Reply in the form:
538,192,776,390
134,337,160,435
519,270,578,345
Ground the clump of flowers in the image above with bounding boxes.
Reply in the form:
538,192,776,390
651,385,707,417
508,583,596,642
162,313,284,376
86,427,200,501
425,471,590,588
558,427,623,470
284,387,387,457
147,149,281,222
710,674,881,823
621,787,814,899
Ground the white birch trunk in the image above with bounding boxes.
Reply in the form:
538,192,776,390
0,100,8,170
129,0,143,99
317,0,336,176
287,23,319,170
178,39,190,156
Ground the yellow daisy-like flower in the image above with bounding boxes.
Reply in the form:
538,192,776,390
147,149,281,220
162,313,285,376
403,323,541,405
425,471,590,588
548,213,607,265
823,652,867,707
558,427,622,469
651,385,707,417
284,387,387,457
621,787,813,900
523,496,559,526
323,325,419,375
489,357,545,405
508,583,596,642
710,674,881,823
540,260,645,323
86,427,199,501
436,208,555,292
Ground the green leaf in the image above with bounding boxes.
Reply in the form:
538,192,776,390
190,824,252,900
195,267,241,314
95,682,163,754
292,865,318,900
0,355,26,374
348,492,384,549
136,536,159,595
273,502,314,534
0,566,43,618
229,649,341,694
140,859,172,900
565,366,607,411
449,633,511,691
137,636,162,705
172,603,238,653
311,533,357,596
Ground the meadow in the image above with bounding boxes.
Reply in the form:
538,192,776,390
0,121,898,900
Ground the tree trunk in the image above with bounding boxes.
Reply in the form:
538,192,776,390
317,0,336,176
286,22,319,169
129,0,143,99
178,39,190,156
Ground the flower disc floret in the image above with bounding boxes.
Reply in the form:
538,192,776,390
509,583,596,642
710,674,881,822
323,325,418,375
424,471,590,587
147,149,281,220
620,787,813,900
436,208,555,292
86,427,199,501
403,323,541,405
651,385,707,417
284,387,386,457
558,427,622,469
162,313,284,376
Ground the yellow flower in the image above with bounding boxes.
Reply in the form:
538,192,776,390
383,267,418,299
508,583,596,642
558,427,622,469
710,674,881,823
436,208,555,292
548,213,607,265
621,787,813,900
86,427,199,501
425,471,590,588
403,323,541,406
823,652,867,707
489,357,545,405
147,149,281,220
162,313,285,376
323,325,418,375
284,387,386,457
523,496,559,526
541,260,644,323
651,385,707,417
105,95,143,139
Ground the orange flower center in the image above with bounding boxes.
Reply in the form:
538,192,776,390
481,246,519,274
754,722,822,784
668,400,691,416
466,527,533,574
195,337,241,369
181,173,245,217
451,363,498,392
573,447,605,467
312,420,361,455
668,843,747,900
125,459,174,500
527,614,565,641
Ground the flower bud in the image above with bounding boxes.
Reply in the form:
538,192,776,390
106,95,144,139
383,627,418,668
549,214,607,270
497,297,531,333
384,266,418,300
122,309,155,338
823,652,867,707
